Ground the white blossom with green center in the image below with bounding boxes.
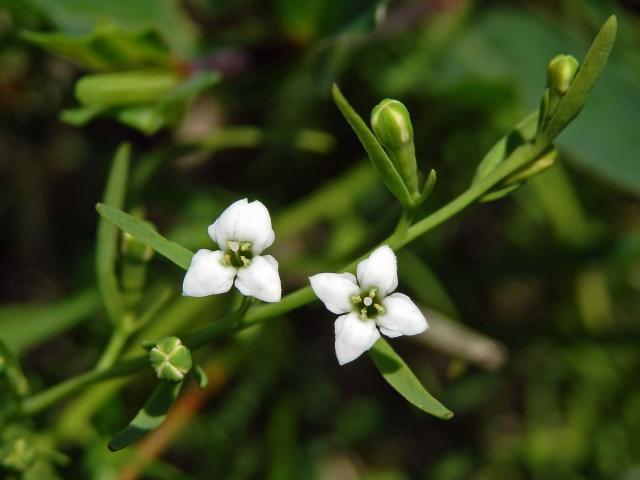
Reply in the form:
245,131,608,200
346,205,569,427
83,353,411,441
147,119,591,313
309,245,428,365
182,199,281,302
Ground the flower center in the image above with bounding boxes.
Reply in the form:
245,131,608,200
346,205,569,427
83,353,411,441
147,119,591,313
222,240,253,268
351,287,385,320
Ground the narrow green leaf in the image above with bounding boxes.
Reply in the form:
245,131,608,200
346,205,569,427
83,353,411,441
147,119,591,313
369,337,453,420
96,144,130,324
108,381,182,451
473,110,538,184
0,289,100,355
96,204,194,270
22,27,171,71
417,169,437,205
542,15,617,142
332,84,414,209
60,105,105,126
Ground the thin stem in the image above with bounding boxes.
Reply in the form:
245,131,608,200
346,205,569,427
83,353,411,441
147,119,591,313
95,328,130,370
21,137,550,415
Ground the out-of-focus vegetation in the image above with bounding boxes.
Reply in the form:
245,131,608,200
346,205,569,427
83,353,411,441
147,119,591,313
0,0,639,478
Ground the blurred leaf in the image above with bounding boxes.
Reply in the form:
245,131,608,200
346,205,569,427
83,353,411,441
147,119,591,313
26,0,198,56
332,84,414,209
0,289,100,355
108,380,182,451
541,16,617,142
22,26,171,71
192,365,208,389
96,204,193,270
75,70,181,108
369,338,453,420
63,71,218,134
96,143,129,324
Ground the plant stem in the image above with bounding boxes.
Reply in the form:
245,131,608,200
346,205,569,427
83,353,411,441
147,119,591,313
95,328,130,370
21,138,550,415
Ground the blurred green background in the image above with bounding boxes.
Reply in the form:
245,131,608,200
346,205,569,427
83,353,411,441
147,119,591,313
1,0,640,478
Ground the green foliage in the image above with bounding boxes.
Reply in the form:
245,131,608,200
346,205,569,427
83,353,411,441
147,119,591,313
369,338,453,419
108,380,183,451
96,204,194,270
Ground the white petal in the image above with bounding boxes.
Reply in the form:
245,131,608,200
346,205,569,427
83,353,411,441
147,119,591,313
309,272,359,314
334,313,380,365
182,249,236,297
376,292,428,338
235,255,281,302
208,198,275,254
356,245,398,297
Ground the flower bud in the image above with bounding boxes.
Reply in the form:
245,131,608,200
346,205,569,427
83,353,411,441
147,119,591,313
547,54,579,95
148,337,192,382
371,99,418,193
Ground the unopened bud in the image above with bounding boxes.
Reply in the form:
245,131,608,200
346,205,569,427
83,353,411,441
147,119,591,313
371,99,418,193
149,337,192,382
547,54,579,95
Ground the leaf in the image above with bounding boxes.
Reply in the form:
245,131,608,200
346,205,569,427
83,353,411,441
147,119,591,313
368,337,453,419
332,84,414,209
96,144,129,324
27,0,198,56
472,110,538,184
192,365,208,389
541,16,617,142
108,381,182,451
0,289,100,355
22,26,171,71
96,204,194,270
75,70,181,108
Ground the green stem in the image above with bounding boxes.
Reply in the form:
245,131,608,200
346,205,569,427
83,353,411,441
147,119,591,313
21,138,549,415
95,328,130,370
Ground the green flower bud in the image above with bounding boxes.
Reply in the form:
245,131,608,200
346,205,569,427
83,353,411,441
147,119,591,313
371,99,418,193
547,54,579,95
148,337,192,382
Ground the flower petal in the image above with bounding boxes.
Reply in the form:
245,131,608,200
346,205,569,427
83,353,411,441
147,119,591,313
182,249,236,297
376,292,428,338
235,255,281,302
334,312,380,365
208,198,275,254
356,245,398,297
309,272,359,314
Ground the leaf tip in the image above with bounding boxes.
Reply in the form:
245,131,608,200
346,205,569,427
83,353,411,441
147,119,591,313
441,410,454,420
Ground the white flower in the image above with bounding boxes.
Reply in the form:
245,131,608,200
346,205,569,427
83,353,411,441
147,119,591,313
183,199,281,303
309,245,427,365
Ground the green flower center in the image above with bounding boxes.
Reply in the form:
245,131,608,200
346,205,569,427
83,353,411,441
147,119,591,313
222,240,253,268
351,287,385,320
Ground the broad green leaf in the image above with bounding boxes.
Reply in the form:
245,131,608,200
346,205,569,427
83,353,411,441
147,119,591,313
75,70,181,108
369,337,453,419
541,16,617,142
22,26,171,71
108,380,182,451
27,0,198,56
0,289,100,355
96,204,193,270
96,144,129,324
332,84,414,209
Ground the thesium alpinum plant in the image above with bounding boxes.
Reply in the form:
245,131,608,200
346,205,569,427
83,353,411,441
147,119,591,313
1,4,627,478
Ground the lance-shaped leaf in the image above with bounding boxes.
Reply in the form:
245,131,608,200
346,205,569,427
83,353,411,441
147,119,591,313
368,337,453,420
332,84,414,209
96,144,130,324
541,15,617,142
108,380,182,451
96,204,193,270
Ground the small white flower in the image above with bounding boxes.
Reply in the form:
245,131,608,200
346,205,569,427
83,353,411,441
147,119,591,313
183,199,281,303
309,245,427,365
